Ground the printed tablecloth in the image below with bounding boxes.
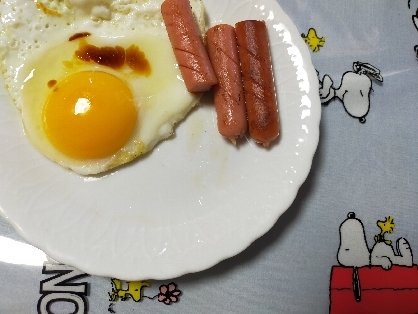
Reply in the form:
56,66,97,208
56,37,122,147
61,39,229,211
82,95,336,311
1,0,417,313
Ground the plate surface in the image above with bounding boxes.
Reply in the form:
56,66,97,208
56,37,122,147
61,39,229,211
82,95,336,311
0,0,320,280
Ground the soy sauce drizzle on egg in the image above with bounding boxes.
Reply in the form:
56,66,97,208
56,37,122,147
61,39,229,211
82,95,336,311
72,36,152,76
68,32,91,41
47,80,57,88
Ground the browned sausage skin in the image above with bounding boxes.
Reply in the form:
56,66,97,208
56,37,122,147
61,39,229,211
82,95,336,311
235,20,280,147
161,0,218,93
206,24,248,144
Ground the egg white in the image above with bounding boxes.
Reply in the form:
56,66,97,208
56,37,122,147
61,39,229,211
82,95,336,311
0,0,204,175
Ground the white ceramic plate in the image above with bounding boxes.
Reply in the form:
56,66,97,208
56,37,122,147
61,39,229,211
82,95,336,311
0,0,320,280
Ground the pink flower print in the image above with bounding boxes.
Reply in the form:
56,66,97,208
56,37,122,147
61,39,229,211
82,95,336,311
157,282,181,305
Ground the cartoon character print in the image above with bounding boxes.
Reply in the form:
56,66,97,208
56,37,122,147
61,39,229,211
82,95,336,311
330,213,418,314
337,212,413,269
109,279,150,302
409,0,418,57
302,28,383,122
108,279,181,313
301,28,325,52
373,216,394,245
319,62,383,123
336,212,370,267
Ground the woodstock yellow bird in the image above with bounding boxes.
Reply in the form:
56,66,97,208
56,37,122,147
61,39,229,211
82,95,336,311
301,28,325,52
374,216,395,245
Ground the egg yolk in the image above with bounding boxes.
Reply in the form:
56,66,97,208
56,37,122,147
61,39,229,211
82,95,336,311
42,71,137,160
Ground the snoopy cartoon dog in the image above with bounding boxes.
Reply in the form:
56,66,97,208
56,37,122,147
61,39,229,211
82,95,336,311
319,62,383,123
337,212,413,269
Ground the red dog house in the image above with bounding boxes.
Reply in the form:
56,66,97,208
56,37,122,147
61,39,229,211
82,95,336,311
329,265,418,314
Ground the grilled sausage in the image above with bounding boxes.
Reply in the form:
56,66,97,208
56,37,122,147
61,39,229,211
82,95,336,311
161,0,218,93
206,24,247,144
235,20,279,147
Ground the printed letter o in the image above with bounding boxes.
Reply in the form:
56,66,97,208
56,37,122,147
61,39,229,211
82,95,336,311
37,293,87,314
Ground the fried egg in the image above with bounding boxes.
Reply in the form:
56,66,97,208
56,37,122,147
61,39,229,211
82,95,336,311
0,0,205,175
